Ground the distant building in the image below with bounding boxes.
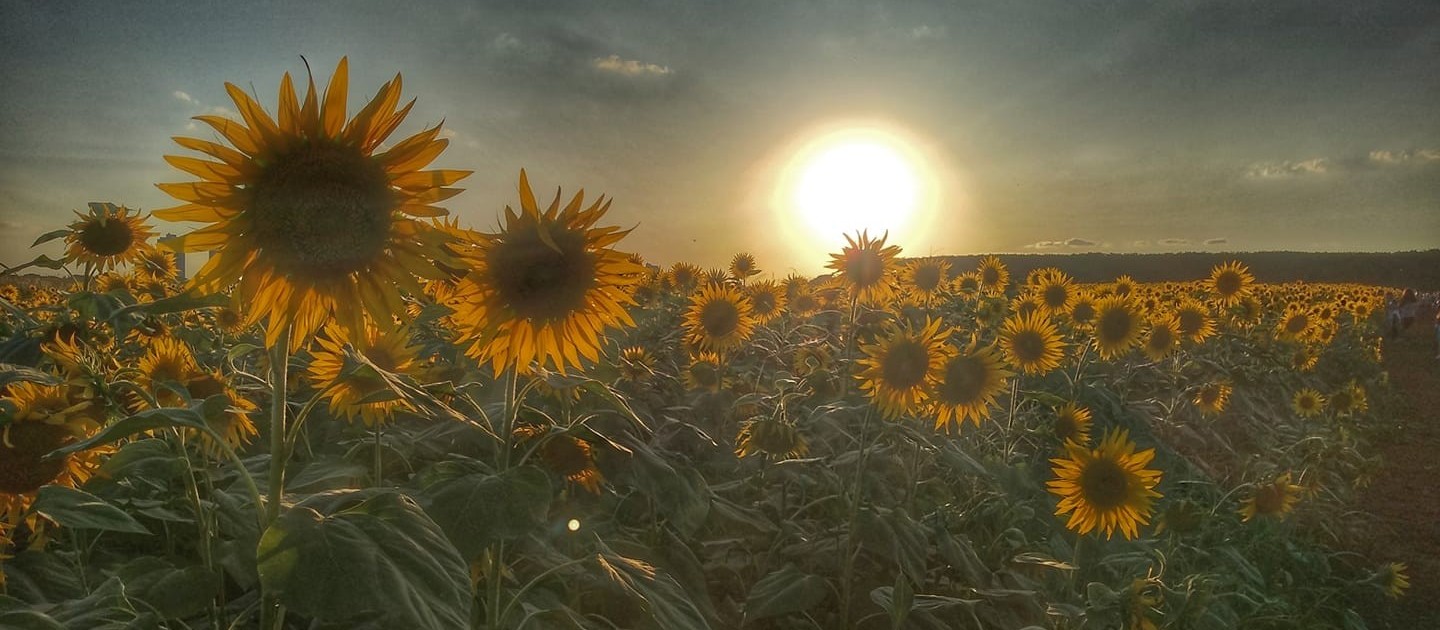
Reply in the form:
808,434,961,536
163,233,187,280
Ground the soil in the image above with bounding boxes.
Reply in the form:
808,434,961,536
1358,307,1440,627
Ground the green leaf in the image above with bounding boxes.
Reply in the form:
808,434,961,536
743,565,828,623
110,290,228,320
0,610,65,630
0,364,64,390
31,229,70,247
257,490,471,630
597,542,711,630
421,466,551,559
30,486,149,535
116,557,221,620
49,407,207,457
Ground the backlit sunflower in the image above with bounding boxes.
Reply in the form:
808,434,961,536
1239,473,1302,522
976,256,1009,296
1173,299,1215,343
1379,563,1410,599
701,268,731,288
94,272,132,295
137,336,201,408
1193,382,1231,416
1053,402,1093,445
856,319,950,419
1208,260,1253,306
1011,295,1042,320
450,170,642,375
745,280,787,325
0,383,103,532
789,288,821,316
736,416,808,459
1141,315,1181,361
306,323,418,426
135,248,180,283
64,202,156,272
999,312,1066,375
1111,275,1136,299
669,262,701,294
684,352,727,392
1092,296,1144,360
729,252,760,281
157,58,470,350
616,346,655,383
184,370,259,456
1047,429,1163,540
683,284,756,355
953,272,981,297
792,342,833,377
1292,388,1325,418
826,231,900,306
902,258,950,305
1034,269,1076,318
931,341,1012,432
514,425,603,494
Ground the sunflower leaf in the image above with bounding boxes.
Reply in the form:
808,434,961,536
743,565,828,623
48,407,208,458
30,229,71,247
31,486,150,535
419,465,552,559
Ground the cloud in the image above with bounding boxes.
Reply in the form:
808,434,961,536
0,219,24,230
592,54,672,77
1025,237,1100,249
1064,237,1097,247
1247,149,1440,179
490,32,523,52
1132,240,1150,248
1369,149,1440,165
1245,158,1330,179
908,25,946,40
172,90,195,104
1203,237,1228,245
1157,238,1190,246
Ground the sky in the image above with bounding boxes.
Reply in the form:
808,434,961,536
2,0,1437,276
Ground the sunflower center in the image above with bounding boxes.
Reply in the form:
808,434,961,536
1054,415,1077,441
699,300,741,338
1284,314,1309,334
1177,310,1202,336
914,266,942,292
1199,388,1220,406
1010,331,1045,363
1252,484,1286,515
249,141,394,278
881,340,930,390
1331,391,1353,410
981,267,1001,285
489,221,598,322
690,362,720,387
1098,308,1135,344
1148,326,1173,351
847,251,885,287
1042,285,1069,309
0,423,74,494
1214,271,1242,296
78,218,136,257
752,292,776,314
1079,458,1130,510
1071,302,1095,324
937,355,987,405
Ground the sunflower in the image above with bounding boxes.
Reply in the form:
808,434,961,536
701,268,731,288
1141,315,1181,361
1275,305,1313,341
1091,297,1144,360
684,352,727,392
788,288,821,316
306,323,418,427
683,284,756,355
1329,382,1368,416
745,280,787,325
999,312,1066,375
135,248,180,283
1034,269,1076,318
1011,295,1042,320
616,346,655,383
729,252,760,281
736,416,808,459
1208,260,1253,306
450,171,642,375
976,256,1009,296
514,425,604,494
184,370,259,456
63,202,156,272
953,272,981,297
856,319,950,419
669,262,701,294
1152,498,1203,536
931,341,1012,432
0,383,103,532
94,272,133,295
1232,295,1263,327
136,336,201,408
1379,563,1410,599
902,258,950,305
213,307,249,335
1193,382,1231,416
826,231,900,305
156,58,470,350
1053,402,1093,445
1291,388,1325,418
1047,429,1163,540
1238,473,1302,522
1111,275,1136,299
1069,292,1097,327
1173,299,1215,343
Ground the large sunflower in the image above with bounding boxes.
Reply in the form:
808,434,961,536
1033,269,1076,318
683,284,756,355
306,323,419,426
63,203,157,272
1208,260,1254,306
0,383,103,532
826,231,900,306
931,341,1012,432
902,258,950,305
1092,296,1144,360
999,312,1066,375
1239,473,1302,522
156,58,469,349
976,256,1009,296
856,319,950,419
1047,429,1163,540
450,170,643,375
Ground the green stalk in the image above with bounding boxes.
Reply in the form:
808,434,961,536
489,369,520,629
261,333,290,630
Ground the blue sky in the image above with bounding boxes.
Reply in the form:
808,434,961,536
2,0,1437,275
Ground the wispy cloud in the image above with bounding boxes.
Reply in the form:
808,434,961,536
1025,237,1099,249
1203,237,1228,246
1246,148,1440,179
1245,158,1329,179
908,25,946,40
592,54,672,77
172,90,195,104
1369,149,1440,165
1157,238,1190,246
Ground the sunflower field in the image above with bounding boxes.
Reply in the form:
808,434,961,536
0,59,1414,630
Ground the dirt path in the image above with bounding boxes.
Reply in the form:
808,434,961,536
1359,309,1440,627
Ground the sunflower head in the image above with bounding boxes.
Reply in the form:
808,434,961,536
902,258,950,304
64,203,156,272
1141,315,1181,362
1047,429,1163,540
1069,292,1097,327
683,284,756,355
1092,296,1144,360
745,280,787,325
931,341,1012,432
1292,388,1325,417
1379,563,1410,599
684,352,727,392
1193,382,1232,416
617,346,655,383
185,370,259,457
1239,473,1302,522
1112,275,1136,298
729,252,760,281
137,336,201,408
826,231,900,305
1033,269,1076,317
157,58,471,350
1,383,99,511
1173,299,1215,343
1329,382,1368,416
736,416,808,460
1276,305,1313,341
306,322,418,426
135,248,180,283
976,256,1010,296
1053,402,1093,445
856,318,951,419
1209,260,1254,305
999,312,1066,376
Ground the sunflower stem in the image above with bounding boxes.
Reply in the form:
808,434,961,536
373,423,384,485
261,331,291,630
489,368,520,629
839,406,875,630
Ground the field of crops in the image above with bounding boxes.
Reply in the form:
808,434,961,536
0,61,1417,630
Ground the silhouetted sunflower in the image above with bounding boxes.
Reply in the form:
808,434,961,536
856,318,950,419
1000,312,1066,375
64,203,156,272
729,252,760,281
931,341,1012,432
735,416,808,459
902,258,950,305
745,280,787,325
1048,429,1163,540
826,231,900,305
669,262,701,294
157,58,469,349
976,256,1009,296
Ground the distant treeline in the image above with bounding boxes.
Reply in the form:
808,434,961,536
928,250,1440,291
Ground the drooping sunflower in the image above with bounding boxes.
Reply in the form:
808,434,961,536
1053,402,1093,445
156,58,470,350
1239,473,1303,522
902,258,950,305
616,346,655,383
63,202,156,272
1208,260,1254,306
684,352,727,392
1047,429,1163,540
1193,382,1232,416
729,252,760,281
826,231,900,306
514,425,604,494
1091,296,1144,361
306,323,419,427
856,319,951,419
1292,388,1325,418
1034,269,1076,318
736,416,808,460
976,256,1009,296
1173,299,1215,343
745,280,787,325
931,341,1012,432
0,383,103,531
683,283,756,355
1141,315,1181,361
450,170,643,375
184,370,259,456
1379,563,1410,599
999,312,1066,376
